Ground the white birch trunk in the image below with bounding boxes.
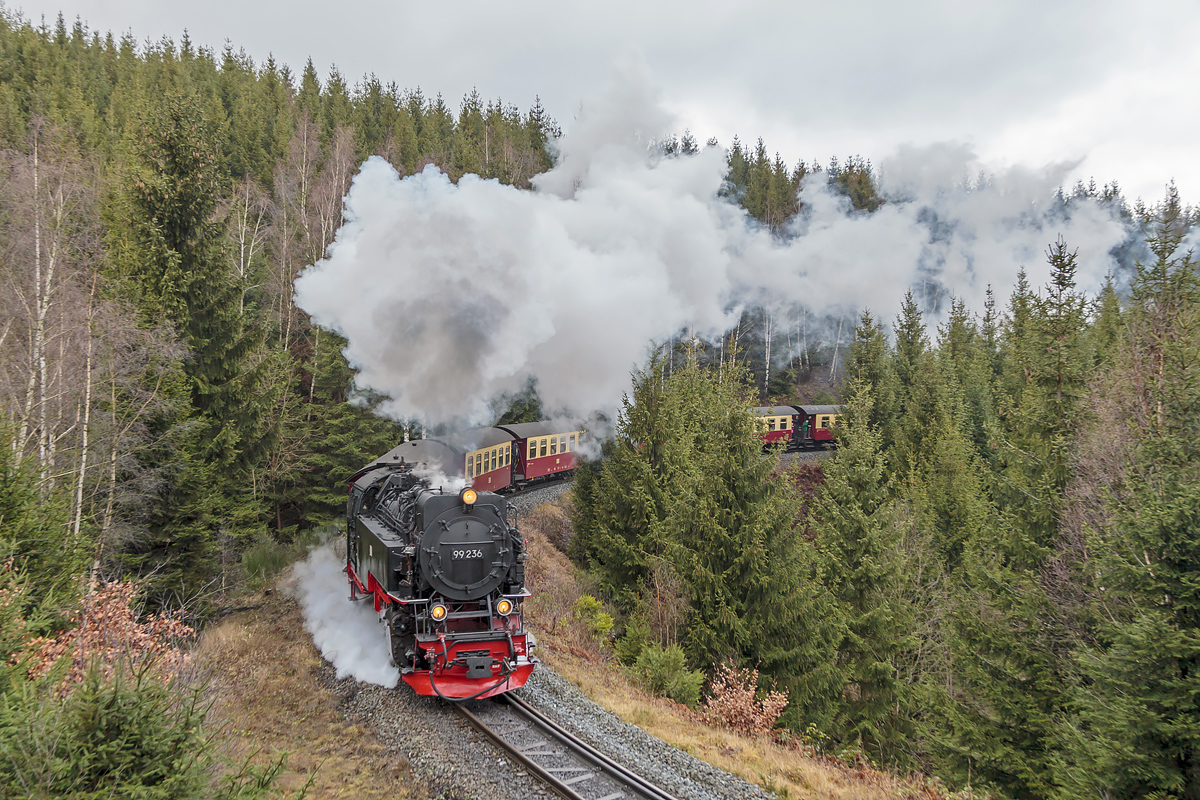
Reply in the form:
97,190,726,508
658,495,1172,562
763,311,772,399
72,279,96,538
830,314,844,381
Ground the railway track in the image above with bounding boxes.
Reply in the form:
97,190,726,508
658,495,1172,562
455,693,680,800
501,472,573,500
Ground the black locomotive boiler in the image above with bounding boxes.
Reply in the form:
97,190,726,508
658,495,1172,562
346,440,536,700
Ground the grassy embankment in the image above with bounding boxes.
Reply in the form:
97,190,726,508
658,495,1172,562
196,590,423,799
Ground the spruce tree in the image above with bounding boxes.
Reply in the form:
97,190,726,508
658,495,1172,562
939,242,1091,798
893,290,927,396
1066,200,1200,799
814,381,910,760
572,351,843,726
1089,274,1123,367
128,92,266,469
571,351,677,607
847,310,899,452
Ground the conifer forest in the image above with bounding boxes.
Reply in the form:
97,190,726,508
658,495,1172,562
1,10,1199,799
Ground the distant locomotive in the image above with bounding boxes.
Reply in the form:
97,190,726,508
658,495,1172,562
347,440,536,701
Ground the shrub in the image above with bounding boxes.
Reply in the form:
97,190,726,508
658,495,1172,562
243,527,325,590
243,534,291,588
704,664,789,736
635,644,704,708
28,581,194,690
614,615,651,666
0,661,300,799
572,595,614,640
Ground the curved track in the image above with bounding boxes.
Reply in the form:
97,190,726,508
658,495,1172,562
455,693,680,800
501,472,573,500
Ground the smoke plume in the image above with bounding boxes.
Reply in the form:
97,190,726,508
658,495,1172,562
294,58,1131,427
286,545,399,688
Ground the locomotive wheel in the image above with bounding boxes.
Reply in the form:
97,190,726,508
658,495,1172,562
383,607,415,669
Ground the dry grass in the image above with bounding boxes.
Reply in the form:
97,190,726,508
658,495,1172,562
521,496,957,800
194,593,423,799
523,497,611,655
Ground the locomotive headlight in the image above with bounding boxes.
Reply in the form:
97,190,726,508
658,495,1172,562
430,603,448,622
496,598,513,616
460,488,478,507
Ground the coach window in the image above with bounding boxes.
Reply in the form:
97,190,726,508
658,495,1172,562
528,441,535,459
550,438,558,456
467,461,474,478
540,438,548,458
559,436,566,452
781,418,789,429
569,433,576,450
768,418,776,431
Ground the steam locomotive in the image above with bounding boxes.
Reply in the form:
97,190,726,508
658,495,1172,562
346,439,536,701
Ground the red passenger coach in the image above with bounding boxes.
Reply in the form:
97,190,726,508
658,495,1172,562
752,406,799,448
794,405,840,447
463,428,517,492
499,422,585,483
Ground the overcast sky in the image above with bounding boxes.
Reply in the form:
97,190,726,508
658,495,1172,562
12,0,1199,203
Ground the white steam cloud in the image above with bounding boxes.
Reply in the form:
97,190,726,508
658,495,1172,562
286,545,399,688
294,58,1131,426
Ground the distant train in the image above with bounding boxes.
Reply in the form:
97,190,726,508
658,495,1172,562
389,405,838,499
751,404,842,450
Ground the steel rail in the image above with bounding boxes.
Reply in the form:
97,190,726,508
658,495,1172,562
503,694,679,800
454,700,588,800
453,693,680,800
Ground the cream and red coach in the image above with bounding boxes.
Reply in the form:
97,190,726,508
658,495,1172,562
498,421,585,484
792,404,841,448
463,428,517,493
752,406,800,448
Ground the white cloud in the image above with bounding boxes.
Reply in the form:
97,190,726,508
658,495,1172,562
294,65,1131,427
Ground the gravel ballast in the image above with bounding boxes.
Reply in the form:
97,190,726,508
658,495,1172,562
515,668,773,800
322,659,773,800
